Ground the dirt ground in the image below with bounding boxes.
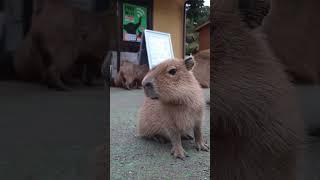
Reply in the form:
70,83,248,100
110,87,210,179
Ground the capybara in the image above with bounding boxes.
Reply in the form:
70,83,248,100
72,54,105,86
13,0,113,90
212,1,304,179
262,0,320,84
239,0,270,29
192,49,210,88
114,60,149,90
137,57,209,160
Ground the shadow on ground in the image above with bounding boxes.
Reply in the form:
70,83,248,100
110,87,210,179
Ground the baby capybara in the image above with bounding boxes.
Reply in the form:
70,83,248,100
137,57,209,160
212,5,304,180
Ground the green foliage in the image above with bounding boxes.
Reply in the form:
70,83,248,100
185,0,209,55
186,0,204,19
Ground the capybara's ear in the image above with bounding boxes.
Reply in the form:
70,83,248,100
184,56,195,71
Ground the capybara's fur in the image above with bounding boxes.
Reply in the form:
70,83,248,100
192,49,210,88
137,57,209,159
72,54,105,86
262,0,320,84
239,0,270,29
212,3,304,179
114,60,149,90
13,0,114,90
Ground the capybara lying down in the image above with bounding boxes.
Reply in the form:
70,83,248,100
212,5,304,180
192,49,210,88
114,60,149,90
137,57,209,160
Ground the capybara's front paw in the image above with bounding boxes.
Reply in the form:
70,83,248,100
195,141,209,152
171,145,187,160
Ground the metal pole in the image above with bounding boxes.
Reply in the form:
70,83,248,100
116,0,121,73
183,1,187,57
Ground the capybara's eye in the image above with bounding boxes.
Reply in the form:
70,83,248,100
168,69,177,75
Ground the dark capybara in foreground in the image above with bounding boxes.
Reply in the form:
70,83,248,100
211,2,304,179
263,0,320,84
137,57,209,160
239,0,270,29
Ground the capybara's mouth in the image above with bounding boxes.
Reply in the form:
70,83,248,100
144,88,159,99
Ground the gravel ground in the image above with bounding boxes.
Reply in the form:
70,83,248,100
110,87,210,179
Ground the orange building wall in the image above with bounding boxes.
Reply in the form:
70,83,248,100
153,0,184,58
198,25,210,51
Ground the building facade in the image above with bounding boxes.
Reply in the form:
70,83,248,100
195,21,210,51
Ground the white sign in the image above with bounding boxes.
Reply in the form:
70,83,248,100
143,29,174,69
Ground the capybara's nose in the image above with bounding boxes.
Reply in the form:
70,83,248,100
143,82,153,89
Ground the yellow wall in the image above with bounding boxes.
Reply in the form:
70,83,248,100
153,0,185,58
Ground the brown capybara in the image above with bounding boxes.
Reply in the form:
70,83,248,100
137,57,209,160
239,0,270,29
72,54,105,86
13,0,114,90
114,60,149,90
262,0,320,84
192,49,210,88
212,2,304,179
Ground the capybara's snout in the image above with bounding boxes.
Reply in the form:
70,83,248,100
142,77,159,99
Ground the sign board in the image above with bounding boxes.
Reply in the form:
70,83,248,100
123,3,147,42
138,29,174,69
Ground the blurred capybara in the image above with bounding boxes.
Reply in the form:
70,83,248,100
192,49,210,88
137,57,209,160
212,2,304,179
239,0,270,29
13,0,113,90
263,0,320,84
72,54,105,86
114,60,149,90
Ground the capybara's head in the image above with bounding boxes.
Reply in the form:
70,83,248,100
142,57,200,103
